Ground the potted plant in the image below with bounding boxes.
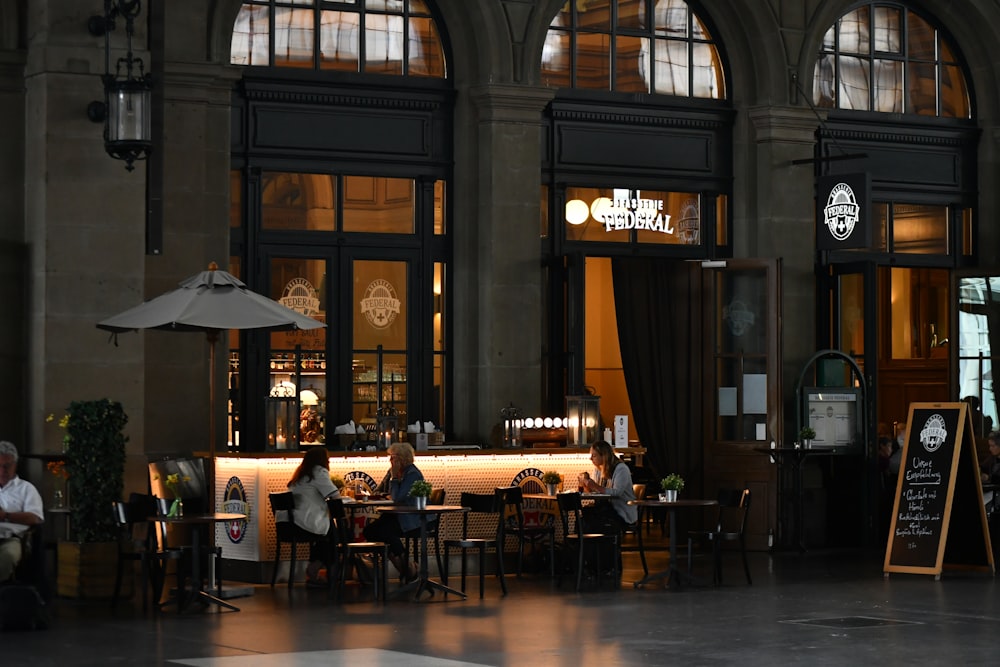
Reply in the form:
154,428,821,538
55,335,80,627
541,471,562,495
409,479,433,510
798,426,817,449
660,473,685,502
58,398,129,599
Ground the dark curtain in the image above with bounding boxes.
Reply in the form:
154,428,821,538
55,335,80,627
612,258,704,494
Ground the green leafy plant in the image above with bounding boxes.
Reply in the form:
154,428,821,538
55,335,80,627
660,473,685,492
409,480,433,497
798,426,817,441
65,399,128,543
541,471,562,485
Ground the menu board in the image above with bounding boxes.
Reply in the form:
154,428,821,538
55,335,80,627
884,403,994,577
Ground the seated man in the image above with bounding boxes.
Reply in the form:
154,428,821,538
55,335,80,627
0,441,45,583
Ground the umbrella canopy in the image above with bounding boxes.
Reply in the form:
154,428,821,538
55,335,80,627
97,262,326,468
97,265,325,334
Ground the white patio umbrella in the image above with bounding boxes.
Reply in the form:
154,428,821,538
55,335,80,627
97,262,326,462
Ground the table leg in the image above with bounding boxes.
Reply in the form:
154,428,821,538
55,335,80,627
180,526,239,613
392,513,467,601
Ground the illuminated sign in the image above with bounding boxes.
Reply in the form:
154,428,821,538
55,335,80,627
816,173,870,250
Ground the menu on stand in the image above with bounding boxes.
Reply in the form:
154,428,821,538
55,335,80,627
884,402,994,578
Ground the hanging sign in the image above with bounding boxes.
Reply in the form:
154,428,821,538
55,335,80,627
816,172,871,250
883,402,994,578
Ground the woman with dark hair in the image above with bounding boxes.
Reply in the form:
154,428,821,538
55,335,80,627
280,447,339,585
577,440,637,533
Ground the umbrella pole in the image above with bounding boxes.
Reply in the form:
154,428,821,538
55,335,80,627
207,331,219,506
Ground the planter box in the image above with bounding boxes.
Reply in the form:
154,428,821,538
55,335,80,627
57,541,123,599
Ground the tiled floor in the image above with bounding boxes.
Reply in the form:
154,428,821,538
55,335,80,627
5,543,999,666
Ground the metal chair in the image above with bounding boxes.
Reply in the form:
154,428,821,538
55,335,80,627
267,491,331,591
496,486,556,578
686,488,752,585
111,493,185,612
555,491,619,591
442,491,508,598
619,483,648,575
327,497,388,602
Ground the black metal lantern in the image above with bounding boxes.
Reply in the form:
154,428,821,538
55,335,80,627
500,403,522,449
87,0,152,171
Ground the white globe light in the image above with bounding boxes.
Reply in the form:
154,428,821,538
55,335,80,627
543,417,554,428
590,196,613,223
553,417,563,428
523,417,535,429
565,199,590,225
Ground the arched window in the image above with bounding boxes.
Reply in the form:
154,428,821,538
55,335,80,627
231,0,446,77
541,0,725,98
813,2,969,118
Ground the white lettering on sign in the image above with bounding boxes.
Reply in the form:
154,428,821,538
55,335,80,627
590,189,675,235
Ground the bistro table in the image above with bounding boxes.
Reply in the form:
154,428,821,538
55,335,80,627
150,512,246,612
754,445,836,552
375,505,470,600
629,498,718,589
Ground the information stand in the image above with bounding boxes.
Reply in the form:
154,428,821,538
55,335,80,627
883,402,994,579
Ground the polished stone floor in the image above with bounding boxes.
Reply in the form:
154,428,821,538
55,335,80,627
5,542,998,667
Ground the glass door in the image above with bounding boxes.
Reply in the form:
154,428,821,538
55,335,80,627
957,273,1000,439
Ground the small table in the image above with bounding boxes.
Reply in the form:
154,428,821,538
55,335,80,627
754,446,836,552
376,505,469,600
151,512,246,612
629,499,718,589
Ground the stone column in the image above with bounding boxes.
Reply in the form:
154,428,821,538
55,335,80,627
452,83,554,442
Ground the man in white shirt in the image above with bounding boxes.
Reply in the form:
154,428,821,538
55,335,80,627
0,441,45,583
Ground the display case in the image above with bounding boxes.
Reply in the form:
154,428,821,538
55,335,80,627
351,362,406,426
803,388,862,453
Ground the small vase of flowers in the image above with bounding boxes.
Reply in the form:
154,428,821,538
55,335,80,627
409,480,433,510
660,473,685,502
541,471,562,495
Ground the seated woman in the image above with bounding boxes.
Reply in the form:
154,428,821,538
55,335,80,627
280,446,340,585
577,439,638,534
981,431,1000,486
363,442,421,581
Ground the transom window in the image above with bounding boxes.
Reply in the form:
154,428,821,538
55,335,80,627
541,0,725,98
813,3,969,117
230,0,446,77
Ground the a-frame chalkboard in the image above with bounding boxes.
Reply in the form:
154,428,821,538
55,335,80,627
884,402,994,578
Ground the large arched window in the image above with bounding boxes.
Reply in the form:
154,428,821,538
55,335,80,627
231,0,446,77
812,2,969,117
541,0,725,98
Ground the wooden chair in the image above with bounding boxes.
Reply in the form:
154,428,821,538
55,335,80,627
327,497,388,602
111,493,185,612
442,491,508,598
496,486,556,577
267,491,331,592
556,491,619,591
686,488,752,585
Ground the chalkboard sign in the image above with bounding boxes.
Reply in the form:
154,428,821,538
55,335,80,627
884,403,994,577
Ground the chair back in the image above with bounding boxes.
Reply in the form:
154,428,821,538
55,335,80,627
458,492,499,537
632,483,647,500
715,488,752,536
270,491,295,515
555,491,584,536
495,486,526,530
429,488,445,505
325,497,350,548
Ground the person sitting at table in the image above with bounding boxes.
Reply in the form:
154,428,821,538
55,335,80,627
577,440,638,536
280,446,340,586
362,442,421,581
0,441,44,584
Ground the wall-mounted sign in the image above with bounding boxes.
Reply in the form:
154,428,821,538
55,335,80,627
566,189,676,235
816,173,871,250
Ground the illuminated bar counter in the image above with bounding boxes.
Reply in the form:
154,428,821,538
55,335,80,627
211,447,645,582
